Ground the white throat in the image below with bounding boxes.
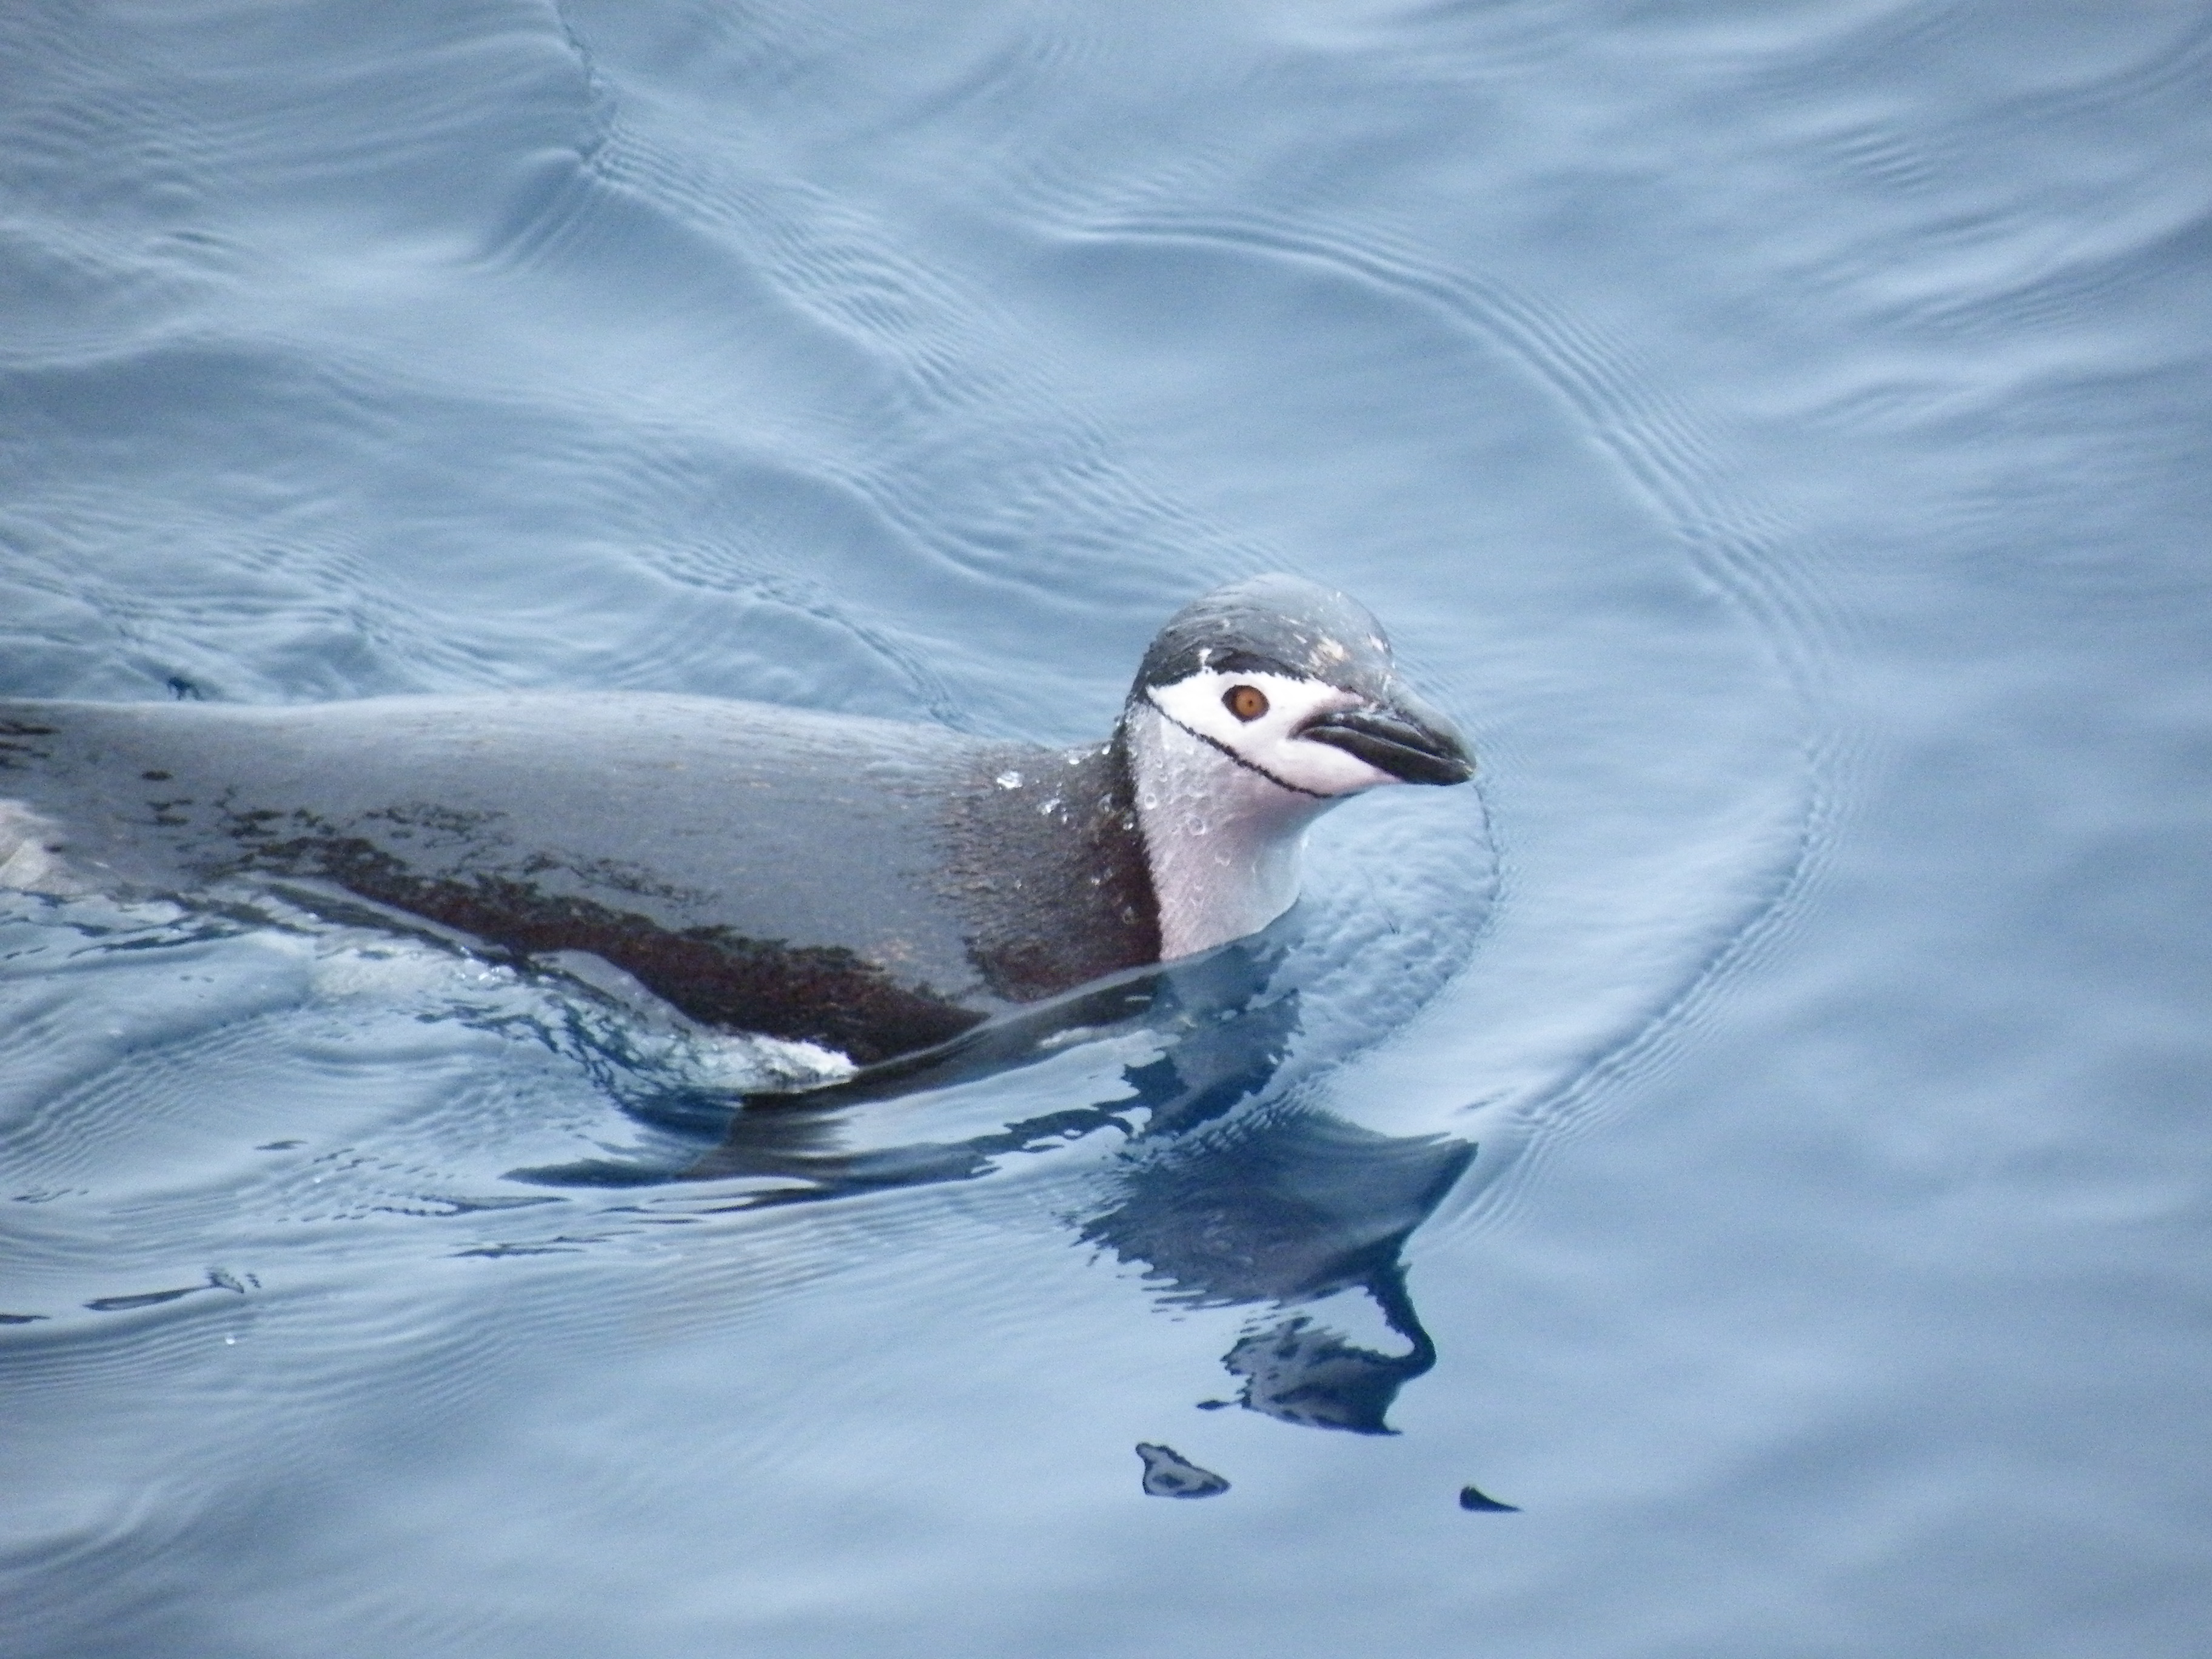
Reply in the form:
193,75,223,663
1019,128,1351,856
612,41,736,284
1125,700,1341,960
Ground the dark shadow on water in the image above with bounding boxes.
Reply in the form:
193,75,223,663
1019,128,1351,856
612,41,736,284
520,920,1474,1435
1084,1110,1470,1434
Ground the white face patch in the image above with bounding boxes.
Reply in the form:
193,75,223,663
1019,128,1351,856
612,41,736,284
1124,671,1399,960
1144,669,1397,799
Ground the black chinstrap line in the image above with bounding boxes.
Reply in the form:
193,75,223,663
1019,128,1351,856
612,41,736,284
1144,699,1332,800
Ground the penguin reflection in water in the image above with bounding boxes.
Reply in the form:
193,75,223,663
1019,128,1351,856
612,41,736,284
0,574,1470,1074
692,930,1480,1443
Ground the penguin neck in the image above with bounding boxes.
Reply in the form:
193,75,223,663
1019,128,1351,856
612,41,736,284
1119,700,1336,961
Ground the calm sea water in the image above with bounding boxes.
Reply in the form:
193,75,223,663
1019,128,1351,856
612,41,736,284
4,2,2208,1654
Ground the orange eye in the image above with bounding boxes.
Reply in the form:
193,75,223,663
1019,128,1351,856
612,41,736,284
1224,685,1269,722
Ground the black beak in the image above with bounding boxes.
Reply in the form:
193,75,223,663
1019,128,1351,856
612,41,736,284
1300,692,1474,786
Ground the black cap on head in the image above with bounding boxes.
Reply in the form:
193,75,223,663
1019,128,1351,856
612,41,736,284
1131,574,1396,701
1130,574,1474,787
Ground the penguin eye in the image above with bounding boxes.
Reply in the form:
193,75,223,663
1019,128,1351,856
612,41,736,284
1224,685,1269,722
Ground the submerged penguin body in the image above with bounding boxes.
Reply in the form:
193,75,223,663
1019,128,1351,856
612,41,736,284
0,577,1470,1069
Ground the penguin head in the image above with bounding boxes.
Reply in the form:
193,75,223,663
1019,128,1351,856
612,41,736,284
1128,574,1473,798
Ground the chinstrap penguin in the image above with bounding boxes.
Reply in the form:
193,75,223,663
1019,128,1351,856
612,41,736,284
0,575,1470,1070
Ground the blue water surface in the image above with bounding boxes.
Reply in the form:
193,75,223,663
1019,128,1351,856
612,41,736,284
3,2,2208,1654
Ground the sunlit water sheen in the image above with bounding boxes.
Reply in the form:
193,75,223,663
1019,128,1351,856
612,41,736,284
4,2,2208,1655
